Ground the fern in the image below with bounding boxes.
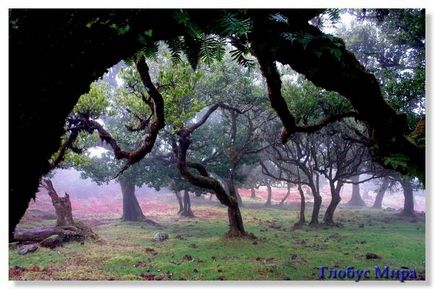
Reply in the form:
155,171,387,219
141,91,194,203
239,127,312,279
230,48,255,69
200,35,225,64
142,41,159,60
218,11,252,37
166,38,185,64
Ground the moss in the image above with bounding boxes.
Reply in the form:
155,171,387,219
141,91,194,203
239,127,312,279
9,204,425,280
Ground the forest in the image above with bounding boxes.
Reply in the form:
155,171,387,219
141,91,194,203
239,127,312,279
9,9,425,282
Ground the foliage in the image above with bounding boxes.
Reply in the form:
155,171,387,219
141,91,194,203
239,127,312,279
72,81,110,118
335,9,425,131
158,60,205,129
281,71,352,126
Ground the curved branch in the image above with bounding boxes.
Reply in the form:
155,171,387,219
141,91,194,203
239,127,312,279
174,104,236,207
176,132,234,207
185,103,219,133
250,13,424,181
250,46,296,143
295,112,361,133
49,130,79,169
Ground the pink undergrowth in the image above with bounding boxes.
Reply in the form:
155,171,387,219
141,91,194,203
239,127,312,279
21,183,424,225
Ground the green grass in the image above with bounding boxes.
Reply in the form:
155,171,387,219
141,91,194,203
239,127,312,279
9,204,425,280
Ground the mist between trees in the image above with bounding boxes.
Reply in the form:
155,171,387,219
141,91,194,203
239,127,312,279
9,9,426,281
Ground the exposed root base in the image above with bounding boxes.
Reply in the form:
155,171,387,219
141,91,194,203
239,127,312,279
224,231,257,240
179,211,195,218
291,222,305,231
399,211,416,218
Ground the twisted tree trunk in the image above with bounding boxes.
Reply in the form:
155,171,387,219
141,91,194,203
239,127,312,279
42,179,74,227
279,182,291,205
175,115,248,237
323,181,343,225
372,178,389,209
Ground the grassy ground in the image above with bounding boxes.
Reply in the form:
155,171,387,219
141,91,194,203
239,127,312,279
9,202,425,281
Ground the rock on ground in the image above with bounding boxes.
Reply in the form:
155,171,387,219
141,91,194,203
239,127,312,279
153,232,168,242
17,244,39,255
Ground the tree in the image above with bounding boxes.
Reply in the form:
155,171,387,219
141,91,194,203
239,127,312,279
261,134,315,226
48,60,165,223
194,54,272,207
372,178,391,209
10,9,425,238
78,152,153,222
398,177,417,217
346,175,366,207
311,124,377,225
13,179,98,247
243,165,263,198
174,104,250,237
249,10,424,181
279,182,292,206
40,179,74,227
335,9,425,172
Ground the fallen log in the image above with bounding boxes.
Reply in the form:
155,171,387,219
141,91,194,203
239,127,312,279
13,226,77,242
13,222,97,243
12,180,99,246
